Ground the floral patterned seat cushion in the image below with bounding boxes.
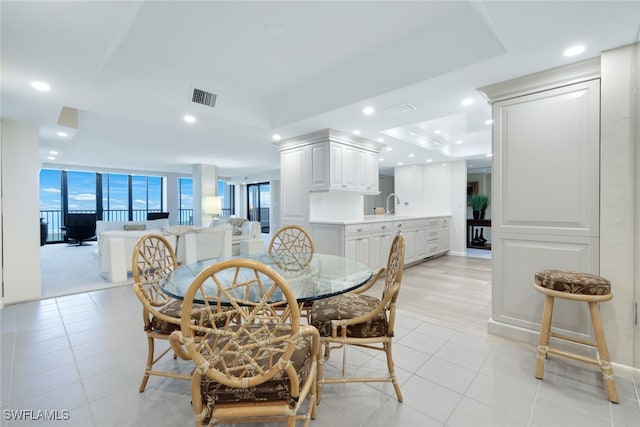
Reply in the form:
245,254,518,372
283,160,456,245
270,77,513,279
150,300,228,334
199,324,313,420
535,270,611,296
150,299,183,334
310,293,389,338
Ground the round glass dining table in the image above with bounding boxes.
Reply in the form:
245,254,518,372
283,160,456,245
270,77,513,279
160,253,373,304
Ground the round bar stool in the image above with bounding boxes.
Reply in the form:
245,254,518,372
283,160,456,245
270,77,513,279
533,270,618,403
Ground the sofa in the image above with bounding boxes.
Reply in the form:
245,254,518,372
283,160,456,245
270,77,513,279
210,217,263,255
96,219,233,284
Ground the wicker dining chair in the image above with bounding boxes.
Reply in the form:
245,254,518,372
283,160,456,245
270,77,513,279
172,258,320,427
268,225,315,272
310,232,406,402
132,233,192,392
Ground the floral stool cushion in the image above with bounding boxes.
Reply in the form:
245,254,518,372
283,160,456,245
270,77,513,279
310,293,388,338
534,270,611,296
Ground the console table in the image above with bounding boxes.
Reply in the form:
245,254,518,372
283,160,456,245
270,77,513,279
467,219,492,250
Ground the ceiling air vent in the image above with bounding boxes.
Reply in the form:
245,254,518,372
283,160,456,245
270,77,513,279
191,88,217,108
383,103,415,116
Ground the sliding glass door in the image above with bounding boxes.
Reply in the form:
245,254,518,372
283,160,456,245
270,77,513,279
247,182,270,233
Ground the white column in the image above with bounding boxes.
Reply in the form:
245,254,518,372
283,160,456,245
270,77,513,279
192,164,218,227
1,120,42,304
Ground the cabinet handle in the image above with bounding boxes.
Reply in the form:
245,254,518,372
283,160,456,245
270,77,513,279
397,224,402,228
357,228,363,232
342,184,347,187
381,226,386,230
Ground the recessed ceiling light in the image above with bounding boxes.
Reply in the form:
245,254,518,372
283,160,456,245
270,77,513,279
47,156,55,160
57,131,68,137
386,147,392,152
434,130,441,134
31,81,51,92
442,163,447,167
408,153,415,158
461,98,474,106
378,158,384,162
564,45,585,57
49,150,58,155
184,114,196,123
362,106,375,115
397,162,403,166
426,159,432,163
352,130,360,135
485,119,493,125
456,140,462,145
377,137,384,143
272,134,281,141
486,153,493,157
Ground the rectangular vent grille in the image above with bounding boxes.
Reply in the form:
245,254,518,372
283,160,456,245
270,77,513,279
383,103,415,116
192,88,217,108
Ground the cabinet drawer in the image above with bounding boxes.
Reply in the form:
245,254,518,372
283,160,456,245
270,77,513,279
428,218,446,227
406,219,428,229
371,221,393,233
392,220,405,231
345,223,371,235
426,227,439,240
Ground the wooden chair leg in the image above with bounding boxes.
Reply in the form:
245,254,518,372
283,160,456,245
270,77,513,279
384,341,403,402
139,335,154,392
588,301,619,403
535,295,554,380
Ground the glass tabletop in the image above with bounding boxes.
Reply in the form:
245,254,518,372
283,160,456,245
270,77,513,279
160,252,373,304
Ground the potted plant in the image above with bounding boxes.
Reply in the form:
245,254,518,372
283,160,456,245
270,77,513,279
479,195,490,219
468,194,486,219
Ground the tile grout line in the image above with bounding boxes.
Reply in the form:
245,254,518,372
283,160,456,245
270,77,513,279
55,296,98,427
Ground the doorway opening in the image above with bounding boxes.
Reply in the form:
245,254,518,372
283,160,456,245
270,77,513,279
247,182,270,234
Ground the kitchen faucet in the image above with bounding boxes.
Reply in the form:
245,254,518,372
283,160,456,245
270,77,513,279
386,193,400,215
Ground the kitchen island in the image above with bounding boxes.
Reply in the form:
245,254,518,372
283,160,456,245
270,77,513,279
310,215,449,268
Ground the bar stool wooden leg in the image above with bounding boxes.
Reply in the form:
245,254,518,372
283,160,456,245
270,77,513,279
535,295,554,380
588,301,619,403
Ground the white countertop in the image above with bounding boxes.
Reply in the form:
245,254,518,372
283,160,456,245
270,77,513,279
309,214,449,225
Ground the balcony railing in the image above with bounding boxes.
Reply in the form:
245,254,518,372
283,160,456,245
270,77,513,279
39,209,195,243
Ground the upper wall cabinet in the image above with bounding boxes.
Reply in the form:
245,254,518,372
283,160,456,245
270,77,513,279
279,129,383,195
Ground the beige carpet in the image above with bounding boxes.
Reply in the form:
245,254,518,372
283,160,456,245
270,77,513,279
40,242,132,299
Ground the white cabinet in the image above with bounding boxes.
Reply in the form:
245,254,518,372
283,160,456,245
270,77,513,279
280,146,309,227
345,223,371,266
358,150,379,193
480,61,601,343
310,216,449,269
311,141,378,194
370,221,393,269
400,219,429,264
425,217,449,258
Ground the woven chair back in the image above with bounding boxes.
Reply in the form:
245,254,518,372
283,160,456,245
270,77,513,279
383,232,406,306
268,225,315,272
132,233,178,307
179,258,304,389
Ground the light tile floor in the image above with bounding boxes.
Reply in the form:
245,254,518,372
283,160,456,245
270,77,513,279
1,285,639,426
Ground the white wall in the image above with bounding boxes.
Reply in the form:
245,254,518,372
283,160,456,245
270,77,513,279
165,173,180,225
309,192,364,222
1,120,42,304
450,160,468,256
599,43,638,367
269,179,281,232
